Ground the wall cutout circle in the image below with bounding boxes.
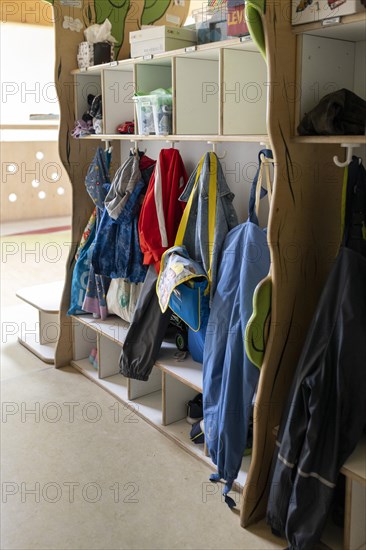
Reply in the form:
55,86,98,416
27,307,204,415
57,186,65,196
9,193,17,202
38,191,46,200
7,164,17,173
32,179,40,188
36,151,44,160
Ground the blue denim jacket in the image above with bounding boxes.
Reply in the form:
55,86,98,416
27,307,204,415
179,152,238,298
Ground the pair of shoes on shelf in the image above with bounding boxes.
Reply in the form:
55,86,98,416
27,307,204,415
88,348,98,370
190,419,205,445
186,393,203,425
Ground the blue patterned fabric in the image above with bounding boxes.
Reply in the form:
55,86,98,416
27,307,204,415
92,178,147,283
84,147,110,209
82,207,111,320
82,148,112,319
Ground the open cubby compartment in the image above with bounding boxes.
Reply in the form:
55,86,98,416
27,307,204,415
74,73,103,126
102,63,135,135
134,59,173,135
222,48,268,135
162,371,199,426
175,50,220,135
296,30,366,134
127,367,163,426
98,333,122,379
71,317,98,376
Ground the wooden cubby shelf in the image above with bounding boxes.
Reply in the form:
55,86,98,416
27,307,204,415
16,281,64,364
77,134,270,143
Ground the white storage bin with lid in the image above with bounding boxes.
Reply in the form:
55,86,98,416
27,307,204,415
292,0,365,25
129,25,197,58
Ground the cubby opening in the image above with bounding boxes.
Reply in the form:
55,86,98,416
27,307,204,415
175,56,219,135
103,67,135,135
297,33,366,133
222,49,268,135
74,73,102,125
72,317,98,376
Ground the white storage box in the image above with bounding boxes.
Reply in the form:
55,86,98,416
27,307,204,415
129,25,197,58
292,0,365,25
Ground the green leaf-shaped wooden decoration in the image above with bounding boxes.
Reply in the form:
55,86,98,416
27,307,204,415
94,0,131,58
141,0,170,25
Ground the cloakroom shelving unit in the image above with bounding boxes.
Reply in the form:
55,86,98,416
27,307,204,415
52,1,365,548
67,35,269,494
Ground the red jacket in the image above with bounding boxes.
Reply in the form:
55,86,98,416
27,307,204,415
138,148,188,272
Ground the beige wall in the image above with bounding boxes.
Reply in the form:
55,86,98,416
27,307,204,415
1,140,72,222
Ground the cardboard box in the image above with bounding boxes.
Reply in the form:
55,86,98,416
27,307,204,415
129,26,197,58
292,0,365,26
227,0,249,36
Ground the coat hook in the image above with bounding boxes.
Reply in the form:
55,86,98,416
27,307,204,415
333,143,361,168
260,141,271,150
103,139,112,152
207,141,226,159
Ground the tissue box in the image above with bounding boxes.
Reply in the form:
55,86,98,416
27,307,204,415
292,0,365,25
77,41,113,69
129,26,197,58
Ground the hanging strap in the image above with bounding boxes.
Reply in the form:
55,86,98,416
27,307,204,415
249,149,273,225
175,153,217,286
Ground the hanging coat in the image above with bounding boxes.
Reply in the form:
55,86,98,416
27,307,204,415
138,148,188,272
120,149,189,381
91,155,148,283
178,152,238,300
119,264,172,381
82,147,112,320
203,150,271,498
267,157,366,550
104,156,142,220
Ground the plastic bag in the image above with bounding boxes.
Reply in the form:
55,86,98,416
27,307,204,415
107,279,144,323
84,18,117,44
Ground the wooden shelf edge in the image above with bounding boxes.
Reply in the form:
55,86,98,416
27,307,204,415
70,37,257,76
18,337,55,364
156,361,203,394
70,314,129,346
75,134,270,143
292,11,366,35
16,281,64,313
292,136,366,145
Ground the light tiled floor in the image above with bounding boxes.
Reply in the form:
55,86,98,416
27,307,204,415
1,219,286,550
0,216,71,236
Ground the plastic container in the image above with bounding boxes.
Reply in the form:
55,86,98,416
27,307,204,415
192,4,231,44
134,95,155,135
151,94,173,135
